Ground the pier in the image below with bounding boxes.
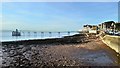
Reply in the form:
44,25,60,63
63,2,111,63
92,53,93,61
17,30,81,37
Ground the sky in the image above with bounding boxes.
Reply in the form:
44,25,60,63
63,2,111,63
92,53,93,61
1,0,120,2
1,2,118,31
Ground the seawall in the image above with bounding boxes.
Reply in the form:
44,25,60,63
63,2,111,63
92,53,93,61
101,35,120,54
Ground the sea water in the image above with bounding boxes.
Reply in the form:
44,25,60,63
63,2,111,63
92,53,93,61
0,31,79,42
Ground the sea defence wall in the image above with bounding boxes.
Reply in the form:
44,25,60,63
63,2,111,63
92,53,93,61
101,35,120,54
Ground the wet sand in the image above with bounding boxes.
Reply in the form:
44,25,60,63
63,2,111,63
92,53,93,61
1,34,120,67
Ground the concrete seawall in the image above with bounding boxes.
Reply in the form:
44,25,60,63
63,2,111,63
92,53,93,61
101,35,120,54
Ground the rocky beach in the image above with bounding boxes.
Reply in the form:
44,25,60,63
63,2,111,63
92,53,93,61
1,34,119,68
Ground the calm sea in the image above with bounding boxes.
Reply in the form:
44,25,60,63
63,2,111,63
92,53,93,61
0,31,79,42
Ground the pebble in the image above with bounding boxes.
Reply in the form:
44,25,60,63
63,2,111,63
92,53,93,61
2,38,116,67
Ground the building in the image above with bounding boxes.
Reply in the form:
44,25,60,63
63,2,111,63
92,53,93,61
115,23,120,31
12,29,21,36
83,25,98,34
82,21,118,34
98,24,102,30
82,25,92,32
100,21,115,31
